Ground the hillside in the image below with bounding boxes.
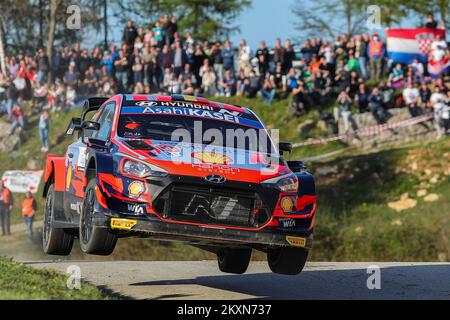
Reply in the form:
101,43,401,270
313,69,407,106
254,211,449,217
0,95,448,262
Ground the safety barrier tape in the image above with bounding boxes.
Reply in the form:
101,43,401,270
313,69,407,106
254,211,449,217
292,113,434,148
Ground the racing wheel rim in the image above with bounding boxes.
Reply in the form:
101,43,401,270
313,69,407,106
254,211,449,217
81,187,95,244
43,188,53,246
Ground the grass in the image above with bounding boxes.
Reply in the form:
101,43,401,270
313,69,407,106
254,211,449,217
310,137,450,262
0,256,110,299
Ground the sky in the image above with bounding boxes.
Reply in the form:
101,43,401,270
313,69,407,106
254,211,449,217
230,0,298,49
100,0,299,50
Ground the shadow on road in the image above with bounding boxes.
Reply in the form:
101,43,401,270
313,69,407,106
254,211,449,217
129,264,450,300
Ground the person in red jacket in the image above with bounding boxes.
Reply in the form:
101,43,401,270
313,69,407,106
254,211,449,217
0,180,13,236
22,191,37,241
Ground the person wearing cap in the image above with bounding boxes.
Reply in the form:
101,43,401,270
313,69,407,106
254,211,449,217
0,180,13,236
367,33,385,81
22,191,37,241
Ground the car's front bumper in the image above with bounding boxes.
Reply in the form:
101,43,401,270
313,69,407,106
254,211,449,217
93,213,313,250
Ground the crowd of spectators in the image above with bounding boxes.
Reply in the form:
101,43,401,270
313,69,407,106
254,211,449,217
1,14,450,150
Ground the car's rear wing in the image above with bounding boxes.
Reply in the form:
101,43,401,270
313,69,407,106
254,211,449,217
81,97,110,120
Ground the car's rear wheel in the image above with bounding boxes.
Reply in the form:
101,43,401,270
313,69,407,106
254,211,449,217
267,247,309,275
79,178,117,256
217,248,252,274
43,184,74,255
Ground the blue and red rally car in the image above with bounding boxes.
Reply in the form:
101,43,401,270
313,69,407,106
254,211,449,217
42,94,316,275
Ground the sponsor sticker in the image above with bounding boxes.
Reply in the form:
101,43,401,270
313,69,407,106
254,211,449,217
192,152,233,165
279,218,296,228
286,236,306,247
280,197,294,213
110,218,137,230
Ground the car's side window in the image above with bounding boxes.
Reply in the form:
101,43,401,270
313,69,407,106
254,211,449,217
93,102,116,141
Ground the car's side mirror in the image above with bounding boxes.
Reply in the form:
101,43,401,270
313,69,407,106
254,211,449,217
278,141,293,160
80,121,100,144
278,141,293,153
65,117,82,136
81,121,101,131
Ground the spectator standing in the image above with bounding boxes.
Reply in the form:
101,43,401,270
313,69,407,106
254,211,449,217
173,40,186,78
39,110,50,152
222,40,235,75
283,40,295,72
367,33,385,81
0,180,13,236
115,50,130,92
355,34,368,79
36,49,49,84
122,20,138,49
256,41,270,72
22,191,37,241
211,42,224,84
430,86,448,139
273,38,285,69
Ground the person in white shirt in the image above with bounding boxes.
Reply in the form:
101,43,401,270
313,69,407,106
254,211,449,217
432,88,450,139
431,34,447,61
403,82,420,117
238,39,252,65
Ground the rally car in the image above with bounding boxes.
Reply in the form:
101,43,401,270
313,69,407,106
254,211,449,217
42,94,317,275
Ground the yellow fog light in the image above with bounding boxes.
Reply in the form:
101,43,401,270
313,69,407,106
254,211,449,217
110,218,137,230
280,197,294,213
128,181,144,197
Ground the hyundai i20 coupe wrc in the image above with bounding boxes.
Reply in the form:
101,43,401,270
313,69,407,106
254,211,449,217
42,94,317,275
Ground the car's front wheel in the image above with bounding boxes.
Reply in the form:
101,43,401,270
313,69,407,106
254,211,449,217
267,247,309,275
79,178,117,256
43,184,74,255
217,248,252,274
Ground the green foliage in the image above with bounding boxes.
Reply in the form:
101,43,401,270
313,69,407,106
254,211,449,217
311,140,450,262
113,0,251,40
0,257,110,299
0,0,103,53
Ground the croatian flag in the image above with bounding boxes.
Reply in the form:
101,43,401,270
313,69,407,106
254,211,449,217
386,28,446,64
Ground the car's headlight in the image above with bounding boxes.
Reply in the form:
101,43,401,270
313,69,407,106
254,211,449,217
261,173,298,193
122,159,168,178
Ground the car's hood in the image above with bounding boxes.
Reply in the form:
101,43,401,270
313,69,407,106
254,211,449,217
119,138,289,183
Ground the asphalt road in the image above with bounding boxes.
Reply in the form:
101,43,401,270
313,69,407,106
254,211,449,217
26,261,450,300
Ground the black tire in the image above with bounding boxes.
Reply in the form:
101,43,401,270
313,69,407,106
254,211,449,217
43,184,74,255
80,178,117,256
267,247,309,275
217,248,252,274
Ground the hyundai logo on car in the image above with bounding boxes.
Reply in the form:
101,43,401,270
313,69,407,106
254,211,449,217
205,175,227,184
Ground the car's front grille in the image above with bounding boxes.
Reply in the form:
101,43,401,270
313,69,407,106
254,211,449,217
153,185,271,228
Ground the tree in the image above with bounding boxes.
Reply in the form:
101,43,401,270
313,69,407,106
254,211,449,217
293,0,367,38
406,0,450,28
113,0,251,40
0,0,103,54
292,1,414,38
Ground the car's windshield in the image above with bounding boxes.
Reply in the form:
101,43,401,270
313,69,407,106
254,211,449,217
118,114,276,154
